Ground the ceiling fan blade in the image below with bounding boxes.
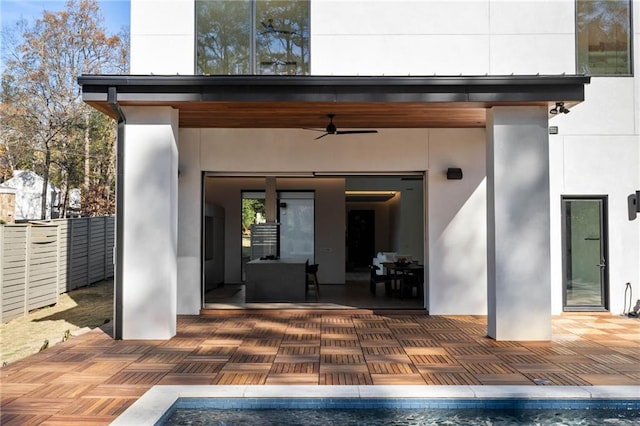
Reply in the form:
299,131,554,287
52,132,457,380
335,130,378,135
314,133,330,140
303,127,325,132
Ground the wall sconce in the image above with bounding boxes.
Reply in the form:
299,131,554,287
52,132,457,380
446,168,463,180
549,102,570,115
636,190,640,213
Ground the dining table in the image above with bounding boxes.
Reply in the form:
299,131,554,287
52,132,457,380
382,262,425,299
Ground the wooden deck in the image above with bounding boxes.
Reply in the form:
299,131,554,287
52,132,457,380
1,312,639,425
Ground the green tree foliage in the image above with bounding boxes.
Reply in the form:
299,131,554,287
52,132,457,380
0,0,127,218
242,198,266,234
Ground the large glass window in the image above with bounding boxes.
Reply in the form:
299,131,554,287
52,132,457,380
576,0,632,75
196,0,310,75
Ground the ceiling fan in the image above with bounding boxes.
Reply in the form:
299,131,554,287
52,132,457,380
307,114,378,140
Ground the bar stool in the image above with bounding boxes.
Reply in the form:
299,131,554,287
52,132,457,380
305,262,320,300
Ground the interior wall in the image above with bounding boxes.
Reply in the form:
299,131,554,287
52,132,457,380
205,177,346,285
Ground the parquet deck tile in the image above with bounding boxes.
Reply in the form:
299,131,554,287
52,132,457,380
561,363,620,375
322,335,361,343
265,374,318,384
415,364,469,374
104,371,166,385
278,346,320,355
577,374,640,385
397,338,439,347
420,372,480,385
319,364,369,373
368,362,418,374
321,354,366,364
473,373,532,385
522,372,591,386
81,384,148,398
403,347,449,356
509,363,567,373
364,354,412,363
371,373,426,384
362,346,405,355
229,353,277,363
214,373,267,385
171,361,225,374
270,362,319,374
57,396,129,417
408,354,459,364
359,340,404,348
0,383,43,398
220,362,273,373
463,362,519,375
24,383,95,399
274,354,319,363
321,346,364,356
2,313,638,423
320,373,372,385
451,354,502,363
158,374,218,385
1,397,76,414
1,414,52,426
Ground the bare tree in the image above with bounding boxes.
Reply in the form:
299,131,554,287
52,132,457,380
1,0,127,218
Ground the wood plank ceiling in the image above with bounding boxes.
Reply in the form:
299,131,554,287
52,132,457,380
79,75,589,129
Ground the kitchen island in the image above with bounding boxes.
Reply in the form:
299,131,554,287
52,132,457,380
245,258,307,302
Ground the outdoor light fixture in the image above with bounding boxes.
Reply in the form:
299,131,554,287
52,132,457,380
549,102,570,115
446,168,463,180
636,190,640,213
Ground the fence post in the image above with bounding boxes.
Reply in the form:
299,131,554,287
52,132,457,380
0,226,4,323
103,216,107,281
56,220,61,299
86,217,91,287
24,225,31,316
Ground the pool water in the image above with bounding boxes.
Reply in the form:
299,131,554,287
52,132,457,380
165,407,640,425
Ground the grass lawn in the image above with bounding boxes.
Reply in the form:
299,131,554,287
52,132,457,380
0,280,113,365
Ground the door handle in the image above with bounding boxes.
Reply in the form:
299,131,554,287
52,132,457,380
597,262,606,267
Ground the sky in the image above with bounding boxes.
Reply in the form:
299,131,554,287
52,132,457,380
1,0,130,36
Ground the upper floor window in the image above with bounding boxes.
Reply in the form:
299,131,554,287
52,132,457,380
196,0,310,75
576,0,632,75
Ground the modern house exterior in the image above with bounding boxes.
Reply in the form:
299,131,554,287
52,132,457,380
79,0,639,342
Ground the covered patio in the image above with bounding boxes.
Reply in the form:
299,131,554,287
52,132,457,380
78,74,591,342
1,312,638,424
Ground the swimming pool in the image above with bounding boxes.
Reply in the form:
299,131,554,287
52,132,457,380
111,385,640,425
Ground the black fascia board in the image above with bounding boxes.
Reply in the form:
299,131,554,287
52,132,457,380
78,74,590,104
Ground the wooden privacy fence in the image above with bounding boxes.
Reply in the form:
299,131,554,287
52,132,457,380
0,216,115,323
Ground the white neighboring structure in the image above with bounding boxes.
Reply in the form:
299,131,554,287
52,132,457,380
2,170,59,221
80,0,639,341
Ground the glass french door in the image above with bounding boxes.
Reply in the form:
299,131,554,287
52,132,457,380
562,197,609,311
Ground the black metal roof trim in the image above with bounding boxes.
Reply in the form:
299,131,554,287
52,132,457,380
78,74,590,104
78,74,590,88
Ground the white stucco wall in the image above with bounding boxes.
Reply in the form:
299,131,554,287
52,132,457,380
428,129,487,315
121,106,178,338
130,0,195,74
130,0,640,319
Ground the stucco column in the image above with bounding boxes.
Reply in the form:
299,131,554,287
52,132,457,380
486,106,551,341
120,106,179,339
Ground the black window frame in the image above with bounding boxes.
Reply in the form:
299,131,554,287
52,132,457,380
575,0,634,77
